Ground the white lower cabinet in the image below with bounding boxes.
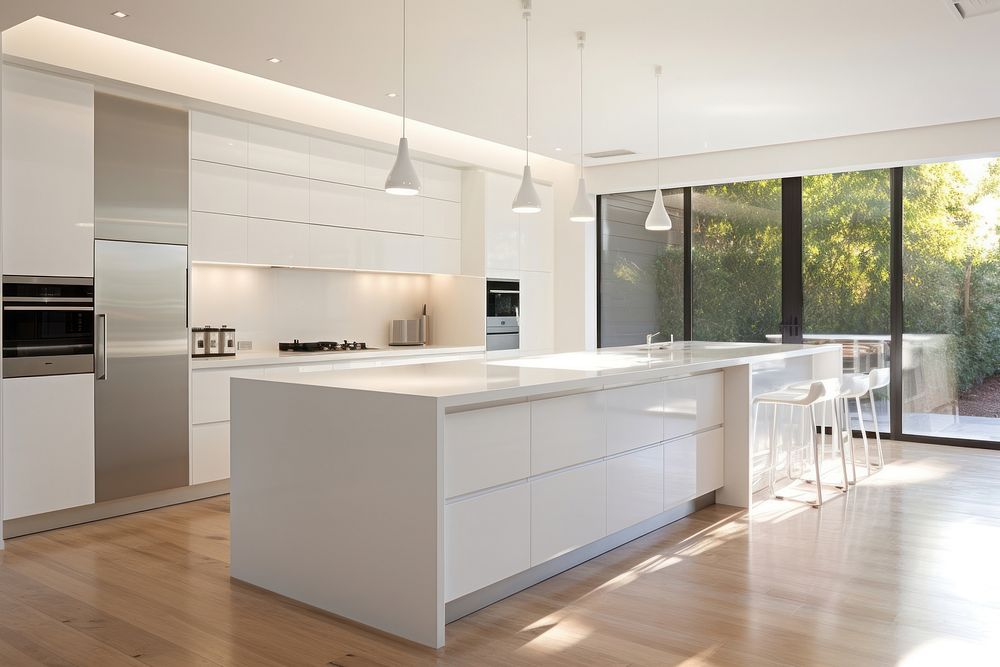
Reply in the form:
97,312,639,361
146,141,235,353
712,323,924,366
663,372,724,440
191,211,248,263
2,374,95,520
246,218,309,266
445,483,530,601
530,391,606,475
530,461,607,566
607,445,665,534
663,427,725,509
606,381,664,456
444,403,530,498
192,367,266,425
191,422,231,485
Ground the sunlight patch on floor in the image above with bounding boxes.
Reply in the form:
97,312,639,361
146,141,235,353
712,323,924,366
897,636,1000,667
516,617,594,656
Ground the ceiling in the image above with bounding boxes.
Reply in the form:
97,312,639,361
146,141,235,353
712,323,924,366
3,1,1000,167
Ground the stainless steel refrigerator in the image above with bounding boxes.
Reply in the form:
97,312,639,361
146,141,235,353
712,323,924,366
94,93,190,502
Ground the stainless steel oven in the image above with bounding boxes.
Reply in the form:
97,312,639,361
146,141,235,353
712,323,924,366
486,279,520,351
2,276,95,378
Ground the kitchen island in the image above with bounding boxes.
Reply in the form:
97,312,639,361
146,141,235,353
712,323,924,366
230,341,840,648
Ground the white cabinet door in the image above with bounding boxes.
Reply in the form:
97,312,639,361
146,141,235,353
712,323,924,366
192,422,231,485
606,381,664,456
364,190,423,235
309,137,364,186
310,180,364,227
519,184,554,272
192,367,266,424
190,212,248,263
191,160,248,215
519,270,554,354
357,230,422,273
2,374,95,519
420,162,462,202
444,403,530,498
695,427,725,496
607,446,664,534
247,170,309,223
663,372,724,440
530,461,606,566
445,483,530,601
2,66,94,277
423,237,461,275
531,391,606,475
422,198,462,239
190,112,248,166
248,124,309,176
308,224,360,270
246,219,309,266
484,173,519,275
663,427,724,509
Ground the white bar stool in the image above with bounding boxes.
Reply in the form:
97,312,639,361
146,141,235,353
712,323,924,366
834,373,871,484
865,367,889,470
753,378,850,507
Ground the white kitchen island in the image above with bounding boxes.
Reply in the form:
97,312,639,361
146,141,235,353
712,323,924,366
230,341,840,648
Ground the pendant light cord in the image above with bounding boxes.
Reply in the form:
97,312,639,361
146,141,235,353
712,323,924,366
579,35,584,177
524,7,530,165
401,0,407,139
655,65,661,189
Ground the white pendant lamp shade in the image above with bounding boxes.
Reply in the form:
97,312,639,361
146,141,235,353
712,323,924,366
385,137,420,196
645,64,672,231
385,0,421,196
570,177,595,222
645,188,672,230
512,165,542,213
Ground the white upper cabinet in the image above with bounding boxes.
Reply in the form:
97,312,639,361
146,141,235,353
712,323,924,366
423,237,462,275
357,229,423,274
309,137,364,186
191,112,248,166
248,124,309,176
191,160,248,216
422,198,461,239
247,170,309,222
246,218,309,266
310,180,365,227
308,224,361,270
2,66,94,277
363,149,397,189
191,212,248,263
519,183,554,272
420,162,462,202
365,190,423,235
483,173,520,275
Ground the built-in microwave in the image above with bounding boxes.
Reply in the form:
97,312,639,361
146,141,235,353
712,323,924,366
2,276,95,378
486,279,519,351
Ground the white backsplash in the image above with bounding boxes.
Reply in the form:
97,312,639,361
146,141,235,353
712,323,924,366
192,265,434,350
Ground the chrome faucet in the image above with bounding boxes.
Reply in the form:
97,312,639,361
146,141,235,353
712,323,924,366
646,331,661,347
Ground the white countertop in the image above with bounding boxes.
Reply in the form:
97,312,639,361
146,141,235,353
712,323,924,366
238,341,840,406
190,344,486,370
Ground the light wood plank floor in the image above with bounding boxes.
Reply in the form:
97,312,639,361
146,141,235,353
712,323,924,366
1,440,999,666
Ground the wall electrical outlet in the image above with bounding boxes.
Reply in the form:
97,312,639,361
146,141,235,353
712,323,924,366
237,340,253,351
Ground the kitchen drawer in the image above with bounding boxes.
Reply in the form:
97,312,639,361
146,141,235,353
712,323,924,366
246,218,309,267
309,137,364,185
444,403,530,498
248,124,309,176
308,224,360,270
191,160,247,215
607,445,664,534
190,112,248,166
530,391,606,474
420,162,462,202
310,179,364,227
247,170,309,223
445,483,530,601
663,427,724,509
192,367,265,424
422,198,461,239
191,211,248,263
192,422,230,485
530,461,606,566
423,236,461,275
606,381,664,456
364,189,423,235
662,371,724,440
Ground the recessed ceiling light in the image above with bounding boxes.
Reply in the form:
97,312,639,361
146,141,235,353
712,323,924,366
111,10,128,18
386,92,398,98
267,57,281,64
554,147,563,152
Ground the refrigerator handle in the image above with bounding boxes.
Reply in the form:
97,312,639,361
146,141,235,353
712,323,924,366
96,313,108,381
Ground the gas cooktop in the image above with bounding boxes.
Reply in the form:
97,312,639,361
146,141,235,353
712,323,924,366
278,340,376,353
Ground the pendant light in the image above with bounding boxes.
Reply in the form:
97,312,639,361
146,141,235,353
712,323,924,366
385,0,421,196
645,64,672,231
569,31,595,223
512,0,541,214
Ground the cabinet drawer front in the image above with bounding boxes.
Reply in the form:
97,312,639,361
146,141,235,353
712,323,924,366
247,170,309,223
606,381,664,456
445,403,530,498
607,446,664,534
191,160,247,215
531,461,606,566
191,212,248,263
445,483,530,601
663,427,724,509
531,391,605,474
192,422,230,485
663,371,724,440
191,112,248,166
192,368,265,424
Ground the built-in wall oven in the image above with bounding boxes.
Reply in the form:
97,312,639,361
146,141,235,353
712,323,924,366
486,279,520,351
2,276,95,378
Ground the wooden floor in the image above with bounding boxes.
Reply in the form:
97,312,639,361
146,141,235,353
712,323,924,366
1,440,999,666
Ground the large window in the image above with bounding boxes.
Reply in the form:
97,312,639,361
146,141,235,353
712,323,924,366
692,180,781,342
